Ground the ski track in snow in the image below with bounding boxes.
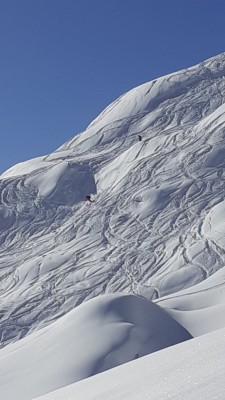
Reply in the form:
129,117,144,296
1,53,225,347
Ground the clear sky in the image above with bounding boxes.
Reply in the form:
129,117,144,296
0,0,225,173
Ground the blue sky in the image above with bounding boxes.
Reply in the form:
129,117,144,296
0,0,225,173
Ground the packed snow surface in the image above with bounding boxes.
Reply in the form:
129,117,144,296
1,52,225,398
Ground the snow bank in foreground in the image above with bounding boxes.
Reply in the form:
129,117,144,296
0,293,191,400
34,326,225,400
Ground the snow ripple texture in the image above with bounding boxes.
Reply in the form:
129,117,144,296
1,53,225,346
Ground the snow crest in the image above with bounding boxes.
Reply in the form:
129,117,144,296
0,293,191,400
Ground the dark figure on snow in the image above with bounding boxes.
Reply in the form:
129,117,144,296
86,195,93,203
138,135,142,141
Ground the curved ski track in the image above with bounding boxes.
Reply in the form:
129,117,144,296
1,54,225,346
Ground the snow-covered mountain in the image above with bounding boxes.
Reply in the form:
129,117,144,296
1,52,225,399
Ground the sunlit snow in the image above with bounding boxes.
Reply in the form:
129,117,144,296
34,326,225,400
0,293,191,400
1,52,225,398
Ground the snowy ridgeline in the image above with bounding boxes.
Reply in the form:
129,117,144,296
1,53,225,398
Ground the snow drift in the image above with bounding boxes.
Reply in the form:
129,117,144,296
34,325,225,400
157,265,225,336
0,293,191,400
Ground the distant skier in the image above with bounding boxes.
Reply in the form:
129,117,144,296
138,135,142,141
86,195,93,203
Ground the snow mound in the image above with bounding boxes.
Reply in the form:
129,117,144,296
26,161,96,205
34,325,225,400
0,156,49,179
0,293,191,400
156,266,225,336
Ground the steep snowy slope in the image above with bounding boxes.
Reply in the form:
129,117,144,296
1,52,225,349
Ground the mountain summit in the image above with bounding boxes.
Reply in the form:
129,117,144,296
1,52,225,350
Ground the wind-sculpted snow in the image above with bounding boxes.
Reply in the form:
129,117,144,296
1,52,225,350
34,326,225,400
156,266,225,336
0,293,191,400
